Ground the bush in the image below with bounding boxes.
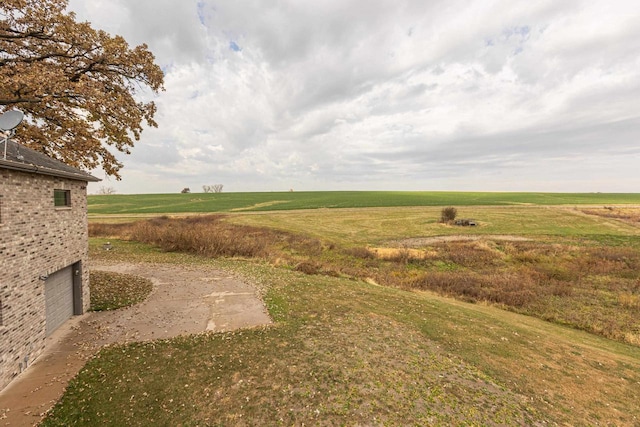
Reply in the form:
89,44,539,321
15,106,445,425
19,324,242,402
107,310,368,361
440,207,458,223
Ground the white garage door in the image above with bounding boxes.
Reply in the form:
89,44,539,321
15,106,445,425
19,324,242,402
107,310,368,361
45,266,74,336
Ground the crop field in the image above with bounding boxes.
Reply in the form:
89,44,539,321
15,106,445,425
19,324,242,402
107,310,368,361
88,190,640,215
43,197,640,425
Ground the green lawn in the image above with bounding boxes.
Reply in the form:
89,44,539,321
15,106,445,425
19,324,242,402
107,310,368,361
42,240,640,426
88,191,640,215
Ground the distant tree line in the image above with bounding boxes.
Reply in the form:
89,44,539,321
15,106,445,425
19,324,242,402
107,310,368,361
203,184,223,193
96,186,116,195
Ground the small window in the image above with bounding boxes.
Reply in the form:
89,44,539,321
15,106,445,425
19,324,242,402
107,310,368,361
54,189,71,207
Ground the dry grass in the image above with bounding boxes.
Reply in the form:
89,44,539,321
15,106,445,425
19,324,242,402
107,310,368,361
90,215,640,346
90,214,323,260
582,206,640,223
49,207,640,425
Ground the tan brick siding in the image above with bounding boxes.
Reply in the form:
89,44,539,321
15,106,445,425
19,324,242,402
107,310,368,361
0,168,90,391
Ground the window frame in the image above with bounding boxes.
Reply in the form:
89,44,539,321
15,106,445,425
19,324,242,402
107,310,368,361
54,189,71,208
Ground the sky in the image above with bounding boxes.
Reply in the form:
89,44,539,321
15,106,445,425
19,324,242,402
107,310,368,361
66,0,640,194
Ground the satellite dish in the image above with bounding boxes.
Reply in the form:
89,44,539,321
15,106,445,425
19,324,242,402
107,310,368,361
1,110,24,160
0,110,24,131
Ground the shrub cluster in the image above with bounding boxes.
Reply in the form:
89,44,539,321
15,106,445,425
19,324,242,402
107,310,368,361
440,206,457,223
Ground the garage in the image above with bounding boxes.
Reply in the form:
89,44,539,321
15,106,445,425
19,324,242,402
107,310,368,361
45,266,75,336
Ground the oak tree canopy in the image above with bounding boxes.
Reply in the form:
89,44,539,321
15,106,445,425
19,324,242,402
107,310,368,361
0,0,164,178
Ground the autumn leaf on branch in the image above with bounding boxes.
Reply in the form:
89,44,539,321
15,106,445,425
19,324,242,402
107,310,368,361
0,0,164,178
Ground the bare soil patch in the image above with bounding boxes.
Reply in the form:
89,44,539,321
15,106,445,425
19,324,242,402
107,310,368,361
393,234,531,247
231,200,290,211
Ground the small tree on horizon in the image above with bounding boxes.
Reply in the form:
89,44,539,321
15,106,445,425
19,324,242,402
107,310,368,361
203,184,223,193
96,186,116,195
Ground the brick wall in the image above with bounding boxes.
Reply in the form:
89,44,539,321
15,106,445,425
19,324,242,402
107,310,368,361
0,168,90,391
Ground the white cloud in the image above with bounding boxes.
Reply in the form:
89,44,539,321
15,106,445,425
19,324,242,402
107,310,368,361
71,0,640,194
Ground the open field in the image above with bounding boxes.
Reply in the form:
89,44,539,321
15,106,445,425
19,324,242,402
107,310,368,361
42,239,640,426
88,191,640,215
89,210,640,345
45,200,640,425
226,205,640,245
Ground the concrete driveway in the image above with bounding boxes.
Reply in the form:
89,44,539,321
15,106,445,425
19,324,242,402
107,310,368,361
0,262,272,426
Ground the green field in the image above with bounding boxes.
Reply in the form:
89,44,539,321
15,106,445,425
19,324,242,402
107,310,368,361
88,191,640,214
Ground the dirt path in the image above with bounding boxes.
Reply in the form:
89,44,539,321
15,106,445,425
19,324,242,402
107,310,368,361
394,234,531,247
0,262,272,426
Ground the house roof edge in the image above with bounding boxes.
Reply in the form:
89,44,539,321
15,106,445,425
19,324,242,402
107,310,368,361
0,158,101,182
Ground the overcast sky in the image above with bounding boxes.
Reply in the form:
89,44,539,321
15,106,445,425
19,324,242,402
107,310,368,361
67,0,640,194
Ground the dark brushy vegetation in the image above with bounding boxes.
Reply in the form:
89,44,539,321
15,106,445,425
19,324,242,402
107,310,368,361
89,271,153,311
90,215,640,345
440,206,457,222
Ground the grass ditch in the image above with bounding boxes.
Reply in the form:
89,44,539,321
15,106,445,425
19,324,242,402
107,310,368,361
43,242,640,426
90,214,640,346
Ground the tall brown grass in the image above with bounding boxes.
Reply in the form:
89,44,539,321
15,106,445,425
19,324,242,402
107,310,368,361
90,215,321,259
